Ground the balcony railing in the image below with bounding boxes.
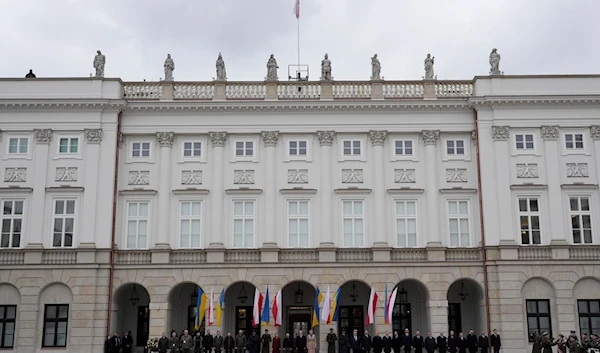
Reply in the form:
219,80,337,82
170,250,207,264
517,247,553,260
42,249,77,265
391,249,428,262
0,250,25,265
116,250,152,265
278,249,319,263
122,80,473,101
445,248,482,261
224,249,261,263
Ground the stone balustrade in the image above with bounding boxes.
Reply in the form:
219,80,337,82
42,249,77,264
122,80,473,101
390,249,428,262
116,250,152,265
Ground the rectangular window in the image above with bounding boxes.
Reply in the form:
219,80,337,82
126,202,149,249
0,305,16,348
515,134,535,150
52,200,75,247
446,140,465,156
570,196,592,244
526,300,551,342
42,304,69,348
233,201,254,248
448,201,470,247
58,137,79,154
183,142,202,157
565,134,584,150
342,140,361,156
394,140,413,156
519,197,541,245
289,141,308,156
7,137,28,154
132,142,151,158
578,300,600,336
396,201,417,247
180,201,201,248
235,141,254,157
1,200,23,248
288,201,309,247
343,200,364,247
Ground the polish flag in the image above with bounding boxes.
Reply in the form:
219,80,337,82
272,289,282,327
385,287,398,325
365,287,378,326
208,287,214,325
252,288,264,327
293,0,300,19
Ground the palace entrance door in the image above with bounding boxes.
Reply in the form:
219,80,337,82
287,306,311,336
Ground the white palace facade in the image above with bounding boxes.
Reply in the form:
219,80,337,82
0,75,600,353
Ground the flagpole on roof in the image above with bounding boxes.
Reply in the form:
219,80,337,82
294,0,300,68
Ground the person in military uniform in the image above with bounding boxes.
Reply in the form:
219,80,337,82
567,335,580,353
555,334,566,353
194,331,204,353
589,334,599,350
236,330,248,353
531,331,542,353
540,332,556,353
205,330,214,353
327,328,338,353
215,331,224,353
181,329,194,353
262,330,272,353
170,331,181,353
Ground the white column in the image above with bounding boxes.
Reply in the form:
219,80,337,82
491,126,515,245
80,129,102,247
27,129,52,247
261,131,279,247
422,130,441,246
541,126,567,244
155,132,174,248
370,130,388,246
592,126,600,185
317,131,335,247
209,132,227,247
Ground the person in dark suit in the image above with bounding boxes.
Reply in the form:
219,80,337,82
401,329,412,353
296,330,308,353
412,331,424,353
424,333,436,353
362,331,372,353
350,330,361,353
122,331,133,353
490,330,501,353
478,332,489,353
372,332,383,353
437,332,448,353
383,332,393,353
339,330,350,353
458,333,468,353
448,331,457,353
110,332,121,353
466,330,477,353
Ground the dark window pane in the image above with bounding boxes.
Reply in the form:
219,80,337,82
570,198,579,211
529,199,539,212
46,306,56,318
5,306,16,319
590,301,600,313
581,197,590,211
519,199,528,212
527,301,537,313
538,301,549,313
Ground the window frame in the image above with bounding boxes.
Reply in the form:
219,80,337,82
1,198,25,248
287,140,309,159
0,305,16,348
124,200,151,250
517,196,542,245
389,137,419,162
287,200,310,248
564,133,584,150
231,139,259,162
445,139,467,158
577,299,600,336
4,134,31,159
51,198,77,248
394,199,418,248
6,136,29,155
568,195,593,245
182,141,203,159
446,200,471,247
178,200,202,249
232,199,256,248
525,299,552,342
339,137,366,161
42,304,69,348
341,199,365,248
511,132,540,156
130,141,152,160
56,136,80,156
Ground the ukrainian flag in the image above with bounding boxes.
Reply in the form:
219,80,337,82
312,287,323,327
328,287,341,324
216,289,224,326
195,287,208,331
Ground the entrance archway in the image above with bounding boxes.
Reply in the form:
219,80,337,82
112,283,150,349
168,282,205,335
280,281,317,338
392,279,429,334
447,279,484,334
337,280,370,337
224,282,258,337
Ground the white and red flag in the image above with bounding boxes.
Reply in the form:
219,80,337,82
293,0,300,19
272,289,282,327
365,287,378,325
252,288,264,327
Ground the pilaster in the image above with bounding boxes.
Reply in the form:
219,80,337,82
262,131,279,247
370,81,384,100
317,131,335,247
155,132,174,248
161,82,174,100
320,82,333,100
214,82,226,101
149,303,168,338
423,80,436,99
265,81,278,100
370,131,389,247
80,129,103,248
491,125,516,245
27,129,52,248
591,126,600,188
541,126,568,245
428,300,449,335
422,130,441,246
209,132,227,247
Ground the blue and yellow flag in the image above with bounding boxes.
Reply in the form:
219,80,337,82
312,287,323,327
195,287,208,331
216,289,224,326
328,287,341,323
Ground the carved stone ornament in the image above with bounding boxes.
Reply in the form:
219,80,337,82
541,126,559,140
209,132,227,147
491,126,510,140
34,129,53,144
342,169,364,183
446,168,468,182
317,131,335,146
590,125,600,140
421,130,440,145
156,132,174,147
117,131,124,148
369,130,387,146
288,169,308,184
261,131,279,147
182,170,203,185
55,167,78,182
128,171,150,185
394,169,416,183
516,163,539,178
84,129,103,144
471,130,477,141
4,167,26,182
234,170,255,184
567,163,589,178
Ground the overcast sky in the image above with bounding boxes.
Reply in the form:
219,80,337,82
1,0,599,81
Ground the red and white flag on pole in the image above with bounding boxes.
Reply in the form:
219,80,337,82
293,0,300,19
272,289,282,327
252,288,264,327
365,287,378,326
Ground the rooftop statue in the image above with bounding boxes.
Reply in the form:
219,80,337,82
266,54,278,81
321,53,332,81
164,54,175,81
489,48,501,75
216,53,227,81
93,50,105,78
424,53,435,80
371,54,381,80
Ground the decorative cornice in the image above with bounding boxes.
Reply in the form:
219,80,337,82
84,129,103,144
0,101,127,112
541,125,559,140
317,131,335,146
469,96,600,108
261,131,279,147
590,125,600,140
156,132,174,147
34,129,53,144
369,130,387,146
209,132,227,147
421,130,440,145
492,126,510,140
